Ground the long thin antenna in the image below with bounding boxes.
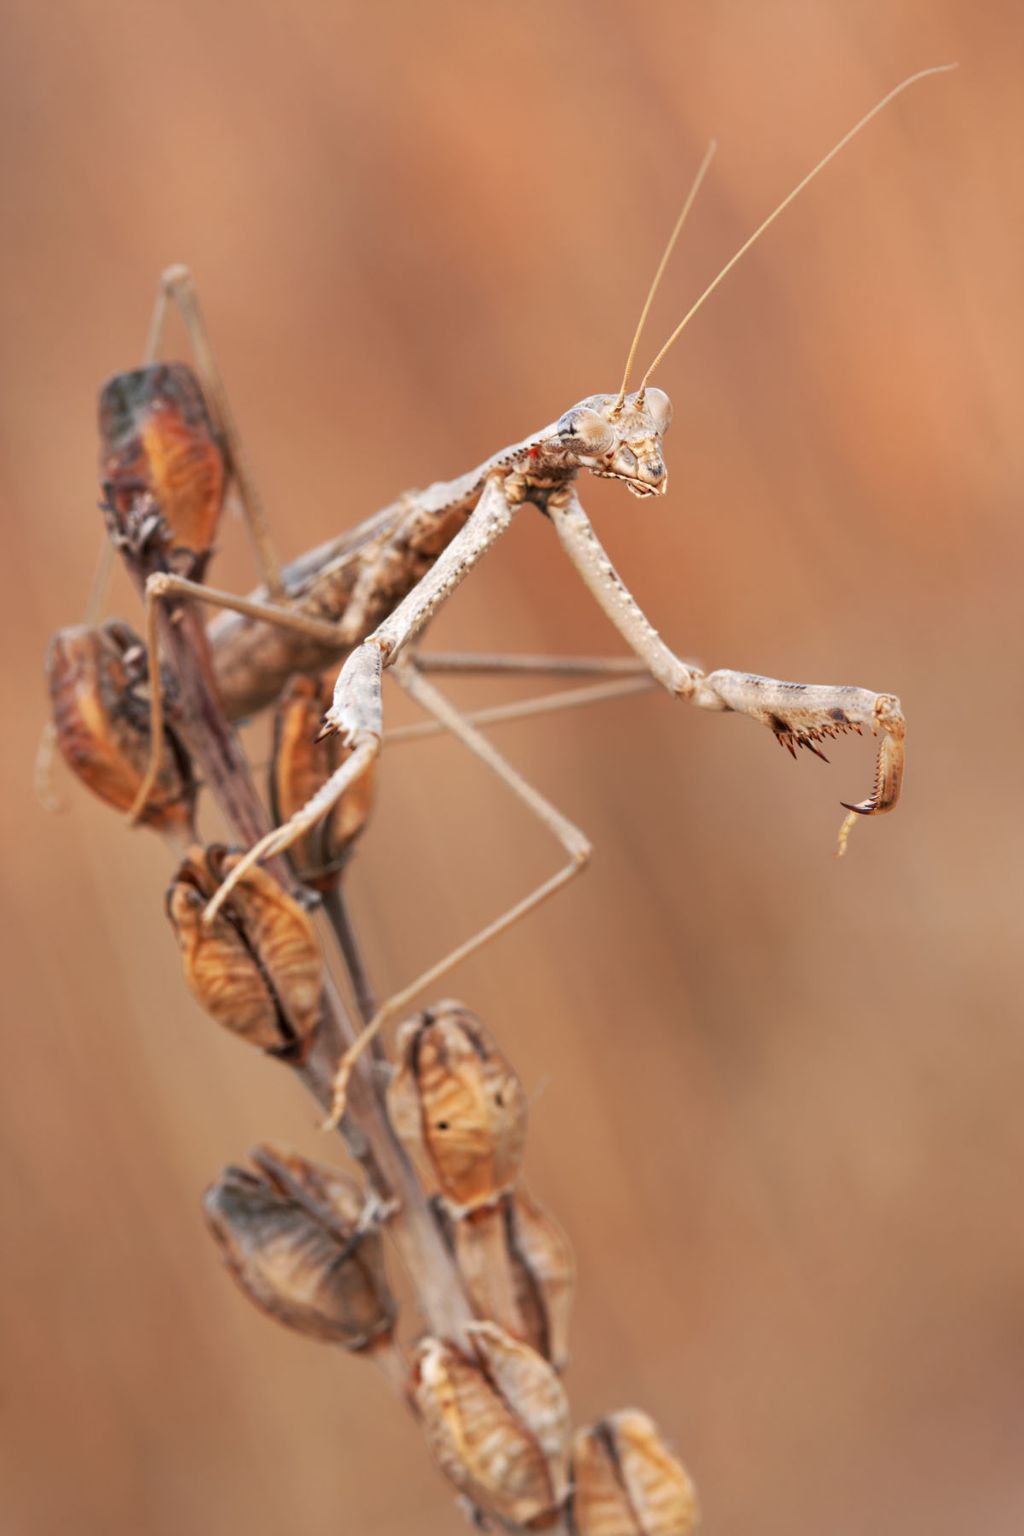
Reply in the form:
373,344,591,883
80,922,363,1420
612,138,717,411
638,63,957,390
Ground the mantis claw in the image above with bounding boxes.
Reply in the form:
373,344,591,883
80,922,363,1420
835,701,905,856
840,720,905,819
700,672,905,852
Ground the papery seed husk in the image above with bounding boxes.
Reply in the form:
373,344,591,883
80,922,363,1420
438,1192,574,1369
270,674,376,889
208,848,322,1041
612,1412,698,1536
387,1002,527,1211
99,363,226,575
167,846,322,1054
571,1427,637,1536
250,1144,366,1239
203,1163,395,1349
442,1202,532,1354
413,1336,560,1527
47,620,195,831
571,1412,699,1536
168,880,282,1050
505,1189,574,1372
466,1321,569,1499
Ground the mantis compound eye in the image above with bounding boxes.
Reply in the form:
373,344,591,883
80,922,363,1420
643,386,673,436
555,406,615,458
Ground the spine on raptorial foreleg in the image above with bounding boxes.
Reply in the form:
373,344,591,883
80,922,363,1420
840,706,905,815
200,645,386,924
320,641,385,745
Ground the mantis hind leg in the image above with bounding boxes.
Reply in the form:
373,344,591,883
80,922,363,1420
154,265,285,598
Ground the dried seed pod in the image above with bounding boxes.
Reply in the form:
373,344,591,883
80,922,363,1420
386,1002,527,1213
571,1411,699,1536
249,1143,367,1238
270,674,376,889
506,1188,574,1372
167,845,322,1056
437,1190,574,1369
413,1322,569,1526
46,620,195,833
439,1202,529,1358
203,1151,395,1349
99,363,226,576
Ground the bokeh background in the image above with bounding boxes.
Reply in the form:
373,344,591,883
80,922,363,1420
3,2,1022,1532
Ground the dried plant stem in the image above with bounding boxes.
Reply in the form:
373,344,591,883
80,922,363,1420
150,600,271,847
296,1001,473,1341
127,574,475,1344
321,882,379,1026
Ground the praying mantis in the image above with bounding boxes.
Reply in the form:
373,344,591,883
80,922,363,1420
83,66,951,1121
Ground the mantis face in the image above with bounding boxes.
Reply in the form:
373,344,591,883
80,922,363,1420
553,388,672,498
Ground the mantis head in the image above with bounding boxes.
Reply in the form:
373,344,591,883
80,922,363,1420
554,388,672,498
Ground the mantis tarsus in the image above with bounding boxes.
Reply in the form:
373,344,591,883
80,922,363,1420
95,66,951,1121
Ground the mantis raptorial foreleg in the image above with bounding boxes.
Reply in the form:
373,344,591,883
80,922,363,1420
128,570,657,815
203,475,520,915
324,656,592,1125
550,489,905,851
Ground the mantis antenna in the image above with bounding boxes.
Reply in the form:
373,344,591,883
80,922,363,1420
636,63,958,398
613,138,718,412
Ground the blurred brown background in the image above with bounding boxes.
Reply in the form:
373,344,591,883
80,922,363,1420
3,2,1022,1532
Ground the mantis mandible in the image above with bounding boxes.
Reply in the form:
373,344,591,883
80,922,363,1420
112,66,951,1119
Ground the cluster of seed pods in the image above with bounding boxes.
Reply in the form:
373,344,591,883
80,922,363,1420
387,1003,699,1531
203,999,698,1534
46,362,226,831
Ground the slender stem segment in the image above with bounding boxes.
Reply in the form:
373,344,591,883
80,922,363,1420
322,882,380,1026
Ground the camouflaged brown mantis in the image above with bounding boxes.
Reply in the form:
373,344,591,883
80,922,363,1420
104,67,951,1120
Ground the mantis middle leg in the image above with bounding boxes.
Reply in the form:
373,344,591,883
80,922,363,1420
323,655,592,1125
